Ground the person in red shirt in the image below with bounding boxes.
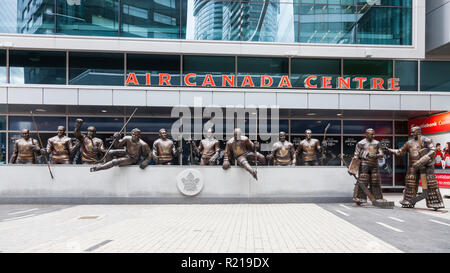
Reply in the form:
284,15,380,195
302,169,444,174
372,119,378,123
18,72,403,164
435,143,444,168
444,142,450,169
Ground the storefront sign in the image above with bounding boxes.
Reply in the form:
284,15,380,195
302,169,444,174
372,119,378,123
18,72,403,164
408,112,450,135
125,73,400,90
436,174,450,188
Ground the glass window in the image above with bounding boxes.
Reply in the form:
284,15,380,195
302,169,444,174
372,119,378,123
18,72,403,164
68,117,124,132
291,59,341,88
356,7,412,45
183,55,235,87
126,118,178,133
10,50,66,84
0,0,54,34
343,59,393,89
121,0,183,39
0,133,5,164
237,57,288,87
298,2,358,44
9,116,66,132
320,135,341,166
342,135,364,165
343,120,392,135
0,50,6,83
69,52,124,86
421,61,450,92
394,120,408,135
291,120,341,135
186,1,295,42
394,136,409,186
395,60,417,91
0,116,5,130
128,54,180,86
56,0,118,36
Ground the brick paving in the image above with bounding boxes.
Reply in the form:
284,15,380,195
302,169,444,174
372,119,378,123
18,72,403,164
0,204,401,253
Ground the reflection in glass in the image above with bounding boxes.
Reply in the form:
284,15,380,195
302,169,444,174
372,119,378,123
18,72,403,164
0,133,5,164
291,58,341,88
121,0,185,39
237,57,288,87
394,136,408,186
68,117,124,132
69,52,124,86
0,50,6,84
187,0,295,42
9,116,66,131
183,55,234,86
126,118,178,133
10,51,66,84
343,59,393,89
343,120,392,135
0,116,5,130
128,54,181,86
421,61,450,92
357,7,412,45
290,120,340,135
0,0,54,34
395,61,417,91
56,0,118,36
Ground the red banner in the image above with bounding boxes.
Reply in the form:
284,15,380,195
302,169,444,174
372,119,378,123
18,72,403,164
408,112,450,135
436,174,450,188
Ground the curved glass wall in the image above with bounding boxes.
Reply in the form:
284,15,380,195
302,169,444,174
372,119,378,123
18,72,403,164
0,0,412,46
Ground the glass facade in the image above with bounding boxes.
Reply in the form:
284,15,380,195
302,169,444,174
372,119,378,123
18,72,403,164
343,59,393,89
0,50,6,84
69,52,124,86
183,55,234,86
0,0,413,45
395,60,418,91
237,57,289,87
420,61,450,92
1,49,447,92
127,54,181,86
291,58,340,88
9,50,66,85
56,0,119,37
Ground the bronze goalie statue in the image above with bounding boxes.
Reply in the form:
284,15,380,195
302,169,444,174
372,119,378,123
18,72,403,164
222,128,266,180
386,126,444,210
348,128,386,206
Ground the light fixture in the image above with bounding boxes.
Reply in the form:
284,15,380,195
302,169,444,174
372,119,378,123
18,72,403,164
101,109,108,113
337,113,343,117
35,108,46,112
307,113,316,116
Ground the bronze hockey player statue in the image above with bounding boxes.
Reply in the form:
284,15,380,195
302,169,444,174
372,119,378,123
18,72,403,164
296,129,326,166
222,128,266,180
42,126,75,164
74,119,105,164
349,128,386,206
152,128,182,165
266,131,296,166
190,127,221,165
10,129,41,164
387,126,444,210
90,128,151,172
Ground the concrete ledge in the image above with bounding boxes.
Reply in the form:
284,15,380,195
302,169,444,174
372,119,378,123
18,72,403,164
0,165,353,204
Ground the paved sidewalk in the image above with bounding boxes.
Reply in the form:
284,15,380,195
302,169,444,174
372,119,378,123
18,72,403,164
0,204,401,253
